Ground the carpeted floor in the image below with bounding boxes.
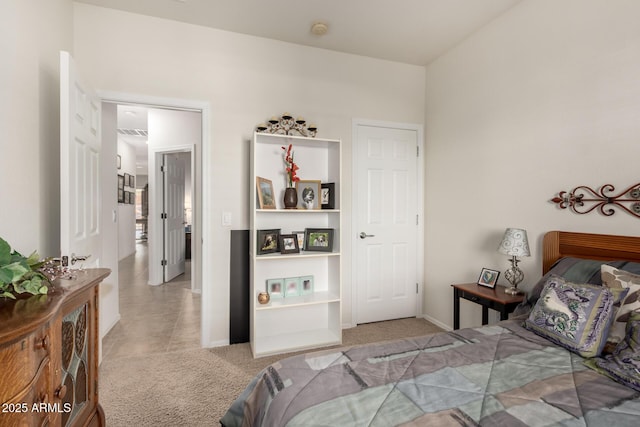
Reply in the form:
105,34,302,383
99,317,443,426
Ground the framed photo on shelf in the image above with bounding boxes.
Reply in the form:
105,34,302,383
267,278,284,299
279,234,300,254
321,183,335,209
257,229,280,254
293,231,305,251
256,176,276,209
300,275,314,295
296,180,321,210
284,277,300,297
305,228,334,252
477,268,500,289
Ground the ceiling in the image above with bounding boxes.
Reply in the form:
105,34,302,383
76,0,521,66
99,0,523,175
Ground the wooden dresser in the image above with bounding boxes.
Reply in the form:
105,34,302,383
0,268,110,427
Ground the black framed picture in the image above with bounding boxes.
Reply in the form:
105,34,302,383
257,229,280,255
279,234,300,254
118,174,125,191
118,189,124,204
321,183,335,209
304,228,334,252
124,173,131,188
478,268,500,288
129,175,135,188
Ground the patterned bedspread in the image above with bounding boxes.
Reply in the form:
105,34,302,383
220,321,640,426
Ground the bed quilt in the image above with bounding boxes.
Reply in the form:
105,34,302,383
220,321,640,426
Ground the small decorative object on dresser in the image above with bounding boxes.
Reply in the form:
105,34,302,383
477,267,500,288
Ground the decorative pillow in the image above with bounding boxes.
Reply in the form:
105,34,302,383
524,275,628,357
514,258,640,316
602,264,640,351
587,311,640,392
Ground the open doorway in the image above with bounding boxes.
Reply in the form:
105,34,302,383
113,104,200,290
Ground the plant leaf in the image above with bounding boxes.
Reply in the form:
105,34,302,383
0,291,16,299
0,237,11,265
0,262,29,283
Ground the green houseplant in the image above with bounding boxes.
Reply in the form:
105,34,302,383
0,237,49,299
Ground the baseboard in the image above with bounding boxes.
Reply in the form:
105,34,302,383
420,313,452,331
204,339,230,348
100,313,121,339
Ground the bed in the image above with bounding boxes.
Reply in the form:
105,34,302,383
221,231,640,426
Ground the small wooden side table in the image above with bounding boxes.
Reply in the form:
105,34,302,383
451,282,524,330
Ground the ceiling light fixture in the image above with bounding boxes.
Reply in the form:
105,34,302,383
311,22,328,36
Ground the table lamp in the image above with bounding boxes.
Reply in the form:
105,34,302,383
497,228,530,295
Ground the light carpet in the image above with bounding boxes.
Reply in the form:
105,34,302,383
100,317,443,426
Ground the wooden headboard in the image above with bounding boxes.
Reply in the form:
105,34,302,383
542,231,640,274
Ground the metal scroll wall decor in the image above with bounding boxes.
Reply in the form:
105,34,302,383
256,113,317,137
551,182,640,218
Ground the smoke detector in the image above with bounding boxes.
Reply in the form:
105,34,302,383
311,22,328,36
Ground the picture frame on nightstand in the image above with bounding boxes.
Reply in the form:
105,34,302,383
477,268,500,288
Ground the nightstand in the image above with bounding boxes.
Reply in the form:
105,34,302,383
451,282,524,330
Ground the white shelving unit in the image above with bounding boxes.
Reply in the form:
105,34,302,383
250,132,342,358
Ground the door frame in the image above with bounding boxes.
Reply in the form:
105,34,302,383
98,90,211,347
351,118,425,327
152,147,194,286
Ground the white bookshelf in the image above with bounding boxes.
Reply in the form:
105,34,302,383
250,132,342,358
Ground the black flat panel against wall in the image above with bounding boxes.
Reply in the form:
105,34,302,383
229,230,250,344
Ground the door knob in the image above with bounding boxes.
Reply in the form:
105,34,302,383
71,253,91,265
359,232,375,239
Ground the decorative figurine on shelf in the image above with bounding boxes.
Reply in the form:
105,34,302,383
256,112,318,137
282,144,300,209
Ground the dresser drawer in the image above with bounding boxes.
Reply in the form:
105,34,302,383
1,356,51,427
0,324,51,403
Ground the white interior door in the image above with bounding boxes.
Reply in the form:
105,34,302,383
163,153,186,282
60,51,102,267
355,124,418,324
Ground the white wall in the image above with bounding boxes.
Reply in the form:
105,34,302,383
73,4,426,346
117,140,136,259
0,0,73,256
424,0,640,329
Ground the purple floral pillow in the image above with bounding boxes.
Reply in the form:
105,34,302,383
524,275,628,358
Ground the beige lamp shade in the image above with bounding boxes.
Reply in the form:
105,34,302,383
497,228,530,257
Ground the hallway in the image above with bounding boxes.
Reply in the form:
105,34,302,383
102,242,201,360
